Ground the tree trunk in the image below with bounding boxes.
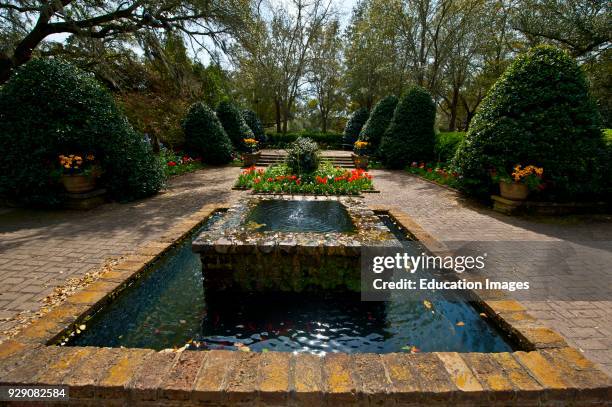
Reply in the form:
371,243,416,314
321,113,328,133
275,99,282,133
447,86,460,132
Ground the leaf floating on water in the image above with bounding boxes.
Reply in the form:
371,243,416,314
456,321,465,327
423,300,432,309
179,320,186,324
262,348,269,353
401,346,411,351
479,313,487,318
246,221,266,230
79,324,86,330
410,346,420,354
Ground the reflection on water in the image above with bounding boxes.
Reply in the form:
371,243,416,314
245,200,355,233
69,212,513,354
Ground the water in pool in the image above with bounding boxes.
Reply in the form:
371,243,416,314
245,200,355,233
68,213,513,354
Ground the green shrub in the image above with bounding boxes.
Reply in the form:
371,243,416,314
241,109,266,143
343,107,369,146
435,132,465,164
358,95,398,154
379,86,436,169
216,100,253,150
285,137,320,174
266,131,343,149
0,58,163,207
452,46,609,200
183,102,233,165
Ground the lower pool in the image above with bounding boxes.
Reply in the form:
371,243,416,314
66,212,513,354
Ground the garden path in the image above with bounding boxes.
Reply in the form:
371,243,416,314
0,163,610,375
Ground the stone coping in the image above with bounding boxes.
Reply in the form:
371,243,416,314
192,195,400,256
0,202,609,405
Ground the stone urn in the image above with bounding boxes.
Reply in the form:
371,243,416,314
351,154,369,170
242,151,261,167
61,174,96,193
499,181,529,201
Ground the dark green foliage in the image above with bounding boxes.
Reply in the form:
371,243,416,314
286,137,320,174
435,132,466,164
379,86,436,169
216,100,254,150
358,95,398,153
0,59,163,207
241,109,266,143
183,103,233,165
343,107,369,146
452,46,609,200
266,131,343,149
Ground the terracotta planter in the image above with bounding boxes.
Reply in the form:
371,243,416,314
499,181,529,201
61,174,96,193
242,151,261,167
351,153,369,170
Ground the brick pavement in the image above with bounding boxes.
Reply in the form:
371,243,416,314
0,164,610,375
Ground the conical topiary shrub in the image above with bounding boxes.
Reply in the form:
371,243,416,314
183,102,233,165
452,45,609,200
0,58,164,207
242,109,266,143
216,100,254,150
379,86,436,169
343,107,369,147
358,95,398,155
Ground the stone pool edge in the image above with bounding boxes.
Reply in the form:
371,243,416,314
0,202,609,406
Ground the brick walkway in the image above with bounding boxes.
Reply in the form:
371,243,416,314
0,165,610,375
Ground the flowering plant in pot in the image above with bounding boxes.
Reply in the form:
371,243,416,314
352,140,370,169
241,138,261,167
58,154,100,193
493,164,543,200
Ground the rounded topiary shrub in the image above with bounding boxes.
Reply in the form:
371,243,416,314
379,86,436,169
286,137,320,174
242,109,266,143
452,46,609,200
182,102,233,165
358,95,398,154
216,100,254,150
343,107,369,146
0,58,164,206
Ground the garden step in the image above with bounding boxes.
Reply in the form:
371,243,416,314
257,153,356,168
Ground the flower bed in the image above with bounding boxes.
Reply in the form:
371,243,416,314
235,162,374,195
161,149,204,177
407,162,460,188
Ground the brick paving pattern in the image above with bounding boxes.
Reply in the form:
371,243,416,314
0,162,610,375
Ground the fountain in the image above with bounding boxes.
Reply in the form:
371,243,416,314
191,196,401,294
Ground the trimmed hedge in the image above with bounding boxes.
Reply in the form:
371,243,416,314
241,109,266,143
216,100,253,150
452,46,609,200
0,59,164,207
286,137,320,174
380,86,436,169
343,108,369,146
358,95,398,154
435,132,465,164
266,131,343,149
183,102,233,165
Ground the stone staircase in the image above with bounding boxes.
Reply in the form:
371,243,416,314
257,152,354,168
